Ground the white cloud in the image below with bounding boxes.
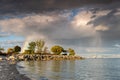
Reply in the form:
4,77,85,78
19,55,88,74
0,9,115,51
114,44,120,48
95,10,111,17
0,11,97,40
0,32,10,37
71,11,96,37
95,25,109,31
86,48,109,53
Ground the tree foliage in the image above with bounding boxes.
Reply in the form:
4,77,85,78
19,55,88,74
51,45,64,55
35,40,45,53
0,47,4,51
68,48,75,55
14,45,21,53
24,50,32,54
28,41,36,54
7,48,14,53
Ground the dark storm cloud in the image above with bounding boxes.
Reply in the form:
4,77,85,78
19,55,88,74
86,2,120,47
53,37,95,47
0,0,119,14
0,0,120,54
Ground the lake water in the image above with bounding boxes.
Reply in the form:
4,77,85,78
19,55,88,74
17,59,120,80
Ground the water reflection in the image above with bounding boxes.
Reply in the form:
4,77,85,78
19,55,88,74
17,59,120,80
18,60,76,80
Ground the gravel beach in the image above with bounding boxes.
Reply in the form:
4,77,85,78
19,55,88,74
0,60,31,80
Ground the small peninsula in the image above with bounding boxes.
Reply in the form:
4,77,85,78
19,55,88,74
0,40,83,80
0,39,84,61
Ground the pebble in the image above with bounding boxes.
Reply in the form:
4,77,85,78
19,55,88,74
0,60,31,80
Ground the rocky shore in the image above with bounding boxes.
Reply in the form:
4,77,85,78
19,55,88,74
0,60,31,80
0,54,84,80
17,54,84,61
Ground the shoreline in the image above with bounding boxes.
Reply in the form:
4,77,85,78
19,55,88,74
0,60,31,80
0,54,84,80
17,54,84,61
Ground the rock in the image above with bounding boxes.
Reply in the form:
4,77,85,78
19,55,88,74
7,56,16,61
0,57,2,61
18,55,24,60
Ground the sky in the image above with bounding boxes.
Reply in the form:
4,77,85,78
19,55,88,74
0,0,120,57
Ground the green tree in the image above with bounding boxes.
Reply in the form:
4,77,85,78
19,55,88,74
0,47,4,54
28,41,36,54
24,50,32,54
7,48,14,53
51,45,64,55
35,40,45,53
68,48,75,56
14,45,21,53
0,47,4,51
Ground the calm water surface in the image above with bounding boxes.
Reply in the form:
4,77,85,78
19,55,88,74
17,59,120,80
